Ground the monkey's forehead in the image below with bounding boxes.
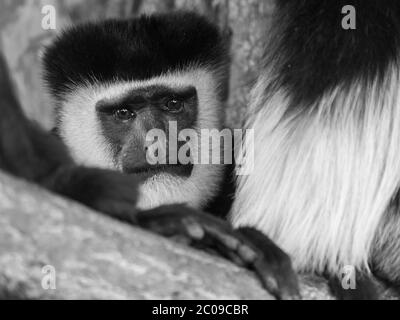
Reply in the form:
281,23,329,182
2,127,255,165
42,12,229,98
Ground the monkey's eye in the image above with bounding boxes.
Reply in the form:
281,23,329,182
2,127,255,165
164,99,184,113
113,108,135,122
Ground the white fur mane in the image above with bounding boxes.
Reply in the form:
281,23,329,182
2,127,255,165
232,67,400,274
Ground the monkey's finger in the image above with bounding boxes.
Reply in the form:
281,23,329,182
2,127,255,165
169,234,193,246
137,215,188,237
252,255,300,300
172,217,243,265
137,206,246,264
136,207,205,242
195,230,247,267
200,224,299,297
93,199,138,224
200,224,255,266
237,227,301,300
181,217,205,240
180,213,258,267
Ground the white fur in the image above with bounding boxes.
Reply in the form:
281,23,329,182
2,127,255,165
59,69,224,210
232,67,400,274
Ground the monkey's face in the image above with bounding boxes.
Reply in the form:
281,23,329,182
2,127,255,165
96,84,198,179
57,69,225,210
43,13,230,210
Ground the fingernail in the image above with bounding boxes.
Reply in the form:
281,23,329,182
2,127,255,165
183,217,205,240
238,244,257,263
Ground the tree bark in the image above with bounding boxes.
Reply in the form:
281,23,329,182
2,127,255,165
0,172,397,300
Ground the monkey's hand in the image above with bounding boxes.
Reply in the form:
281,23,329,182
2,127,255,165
137,204,300,300
44,166,141,221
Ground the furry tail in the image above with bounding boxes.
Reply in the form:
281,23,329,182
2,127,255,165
232,0,400,281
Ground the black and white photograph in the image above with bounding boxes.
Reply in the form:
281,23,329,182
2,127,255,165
0,0,400,305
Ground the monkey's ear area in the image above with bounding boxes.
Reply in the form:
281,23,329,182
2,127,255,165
136,205,301,300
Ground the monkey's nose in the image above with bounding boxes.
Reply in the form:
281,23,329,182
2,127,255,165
121,146,152,174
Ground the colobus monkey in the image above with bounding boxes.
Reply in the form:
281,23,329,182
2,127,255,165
42,13,231,212
0,13,299,299
233,0,400,298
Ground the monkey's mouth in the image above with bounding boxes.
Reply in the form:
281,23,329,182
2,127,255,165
124,164,193,179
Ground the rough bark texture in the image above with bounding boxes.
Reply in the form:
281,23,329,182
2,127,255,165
0,172,289,299
0,172,270,300
0,172,398,300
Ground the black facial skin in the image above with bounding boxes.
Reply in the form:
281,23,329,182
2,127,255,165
96,85,198,179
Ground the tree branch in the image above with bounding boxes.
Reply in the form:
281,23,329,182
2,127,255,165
0,172,398,300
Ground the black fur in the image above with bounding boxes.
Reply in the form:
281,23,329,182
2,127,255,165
206,164,236,218
327,271,380,300
43,11,230,102
0,54,72,182
266,0,400,111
